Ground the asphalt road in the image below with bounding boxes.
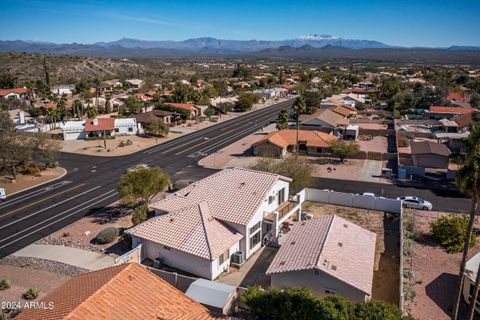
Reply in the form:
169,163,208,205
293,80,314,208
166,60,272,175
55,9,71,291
0,98,472,258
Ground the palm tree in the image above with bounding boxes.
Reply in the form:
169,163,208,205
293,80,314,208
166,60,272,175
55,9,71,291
292,96,306,153
451,121,480,320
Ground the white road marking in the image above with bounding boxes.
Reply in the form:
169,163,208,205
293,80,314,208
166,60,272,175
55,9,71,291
0,186,102,231
0,181,73,210
0,190,117,244
0,191,119,249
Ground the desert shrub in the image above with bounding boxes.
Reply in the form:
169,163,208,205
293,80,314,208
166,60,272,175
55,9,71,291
0,279,11,290
45,160,59,168
95,227,119,244
172,180,189,190
126,139,133,146
118,141,126,147
431,214,476,253
24,288,39,300
132,204,149,226
120,233,132,251
62,232,71,237
25,163,41,176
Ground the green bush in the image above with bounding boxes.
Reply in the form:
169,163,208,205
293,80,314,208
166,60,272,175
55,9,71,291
95,227,119,244
0,279,11,290
132,204,149,226
431,214,476,253
24,288,39,300
241,286,411,320
172,180,189,191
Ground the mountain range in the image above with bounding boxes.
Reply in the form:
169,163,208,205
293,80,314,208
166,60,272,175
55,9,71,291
1,34,480,63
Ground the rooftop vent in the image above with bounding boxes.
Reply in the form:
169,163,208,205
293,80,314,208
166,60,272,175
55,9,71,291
343,224,348,228
169,217,175,223
290,241,296,245
279,261,286,266
331,265,337,271
338,242,343,247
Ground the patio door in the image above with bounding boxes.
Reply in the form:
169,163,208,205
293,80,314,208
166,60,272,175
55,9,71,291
277,188,285,206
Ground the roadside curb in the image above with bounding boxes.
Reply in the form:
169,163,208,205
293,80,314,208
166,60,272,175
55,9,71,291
5,167,68,197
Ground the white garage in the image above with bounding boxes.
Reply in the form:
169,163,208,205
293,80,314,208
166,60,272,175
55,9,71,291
63,121,86,140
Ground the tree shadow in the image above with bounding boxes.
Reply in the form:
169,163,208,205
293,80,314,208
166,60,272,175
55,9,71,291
89,203,131,225
239,247,277,288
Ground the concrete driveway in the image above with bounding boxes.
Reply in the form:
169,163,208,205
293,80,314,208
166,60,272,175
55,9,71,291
358,160,383,182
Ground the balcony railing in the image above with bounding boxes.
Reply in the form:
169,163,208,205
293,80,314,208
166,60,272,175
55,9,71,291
264,200,299,222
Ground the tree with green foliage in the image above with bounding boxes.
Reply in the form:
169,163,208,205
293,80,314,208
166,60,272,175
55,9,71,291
329,140,360,162
276,109,290,130
125,97,142,114
132,204,149,225
144,118,169,138
303,91,323,114
293,96,307,153
450,120,480,320
431,214,476,253
117,166,170,207
172,83,192,103
0,74,16,89
252,155,313,194
236,92,260,112
470,94,480,108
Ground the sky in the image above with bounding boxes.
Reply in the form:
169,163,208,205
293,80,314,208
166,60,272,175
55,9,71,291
0,0,479,47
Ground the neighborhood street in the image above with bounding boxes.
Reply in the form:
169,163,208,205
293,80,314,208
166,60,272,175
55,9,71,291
0,98,471,259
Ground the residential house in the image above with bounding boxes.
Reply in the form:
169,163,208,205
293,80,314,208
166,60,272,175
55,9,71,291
51,85,74,97
63,121,86,140
165,102,201,118
84,118,115,138
129,168,302,280
135,110,177,129
410,141,451,169
16,263,216,320
252,129,337,158
454,112,476,132
463,251,480,315
125,79,144,90
0,87,28,100
99,79,123,92
266,215,376,303
134,93,154,102
447,92,470,107
114,118,138,135
300,109,349,133
424,106,476,119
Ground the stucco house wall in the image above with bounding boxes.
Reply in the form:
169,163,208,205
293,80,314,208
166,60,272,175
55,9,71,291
270,269,368,303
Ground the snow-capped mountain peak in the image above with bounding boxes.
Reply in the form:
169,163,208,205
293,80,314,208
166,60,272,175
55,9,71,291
298,34,339,41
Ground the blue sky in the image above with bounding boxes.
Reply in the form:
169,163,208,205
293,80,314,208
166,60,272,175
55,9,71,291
0,0,479,47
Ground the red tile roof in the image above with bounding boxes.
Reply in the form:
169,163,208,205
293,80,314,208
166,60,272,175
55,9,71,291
165,102,196,112
16,263,217,320
0,88,27,96
84,118,115,132
447,92,469,104
252,129,337,149
429,106,476,114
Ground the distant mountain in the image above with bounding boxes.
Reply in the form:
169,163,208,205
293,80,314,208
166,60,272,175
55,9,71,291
1,36,480,63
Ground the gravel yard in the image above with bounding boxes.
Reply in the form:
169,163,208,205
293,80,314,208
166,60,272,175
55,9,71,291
302,201,400,305
403,209,480,320
0,167,66,195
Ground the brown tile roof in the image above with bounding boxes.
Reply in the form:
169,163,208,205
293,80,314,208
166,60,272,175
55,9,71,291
252,129,337,149
410,141,451,156
16,263,216,320
454,112,475,128
165,102,196,112
300,109,349,127
135,110,174,123
266,215,377,295
129,203,243,260
429,106,476,114
330,105,356,117
447,92,469,104
150,168,291,226
84,118,115,132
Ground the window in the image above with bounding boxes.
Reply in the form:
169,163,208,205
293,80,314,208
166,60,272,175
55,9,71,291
277,188,285,205
115,128,119,133
266,223,272,232
218,249,230,266
325,289,336,295
128,127,133,132
249,232,261,249
316,147,323,153
249,222,261,235
268,195,275,204
163,246,170,250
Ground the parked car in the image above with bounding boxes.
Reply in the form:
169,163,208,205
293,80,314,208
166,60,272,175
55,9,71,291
0,188,6,201
359,192,384,198
396,196,432,210
127,163,149,172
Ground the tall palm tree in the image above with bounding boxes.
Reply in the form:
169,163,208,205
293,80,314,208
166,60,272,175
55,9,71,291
292,96,306,153
451,121,480,320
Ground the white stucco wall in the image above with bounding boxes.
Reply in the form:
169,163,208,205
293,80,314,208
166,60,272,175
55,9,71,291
211,242,240,279
270,269,368,303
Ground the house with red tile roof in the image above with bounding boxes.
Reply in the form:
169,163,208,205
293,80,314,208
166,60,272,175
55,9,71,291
16,263,217,320
252,129,338,158
0,87,28,99
425,106,476,119
447,92,470,105
84,118,115,138
266,215,376,303
165,102,200,118
130,168,302,279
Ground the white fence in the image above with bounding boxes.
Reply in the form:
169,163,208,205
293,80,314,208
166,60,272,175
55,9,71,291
299,188,402,214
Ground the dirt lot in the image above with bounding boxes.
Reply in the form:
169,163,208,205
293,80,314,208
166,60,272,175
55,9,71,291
0,167,66,195
403,209,480,320
0,265,70,313
302,201,400,305
61,133,181,157
357,136,388,153
36,202,134,254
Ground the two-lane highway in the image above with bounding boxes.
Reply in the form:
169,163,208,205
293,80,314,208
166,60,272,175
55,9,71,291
0,99,295,258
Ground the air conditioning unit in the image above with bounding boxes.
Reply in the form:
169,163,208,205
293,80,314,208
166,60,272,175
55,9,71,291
231,251,245,265
153,257,163,269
